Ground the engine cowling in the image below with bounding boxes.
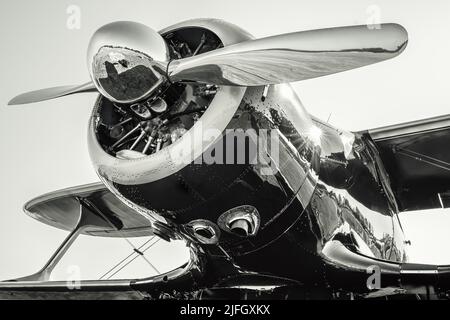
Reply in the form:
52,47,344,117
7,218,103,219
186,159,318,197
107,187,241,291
88,19,319,254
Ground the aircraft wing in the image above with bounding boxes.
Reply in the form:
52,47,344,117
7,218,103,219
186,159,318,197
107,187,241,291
0,261,202,300
0,182,201,299
23,182,153,237
0,183,304,300
365,114,450,212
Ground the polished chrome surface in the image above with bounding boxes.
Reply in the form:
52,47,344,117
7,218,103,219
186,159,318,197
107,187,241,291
8,21,407,106
310,119,406,261
6,18,429,299
102,82,320,256
185,219,221,245
87,20,407,287
8,81,96,105
91,20,320,257
88,20,250,186
225,118,408,289
87,19,251,235
217,205,260,237
8,21,170,106
87,21,169,104
89,87,245,185
168,24,407,86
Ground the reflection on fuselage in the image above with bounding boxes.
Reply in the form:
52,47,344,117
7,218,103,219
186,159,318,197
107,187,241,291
313,119,406,263
91,21,408,292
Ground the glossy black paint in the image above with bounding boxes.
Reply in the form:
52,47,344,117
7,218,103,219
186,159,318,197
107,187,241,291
99,86,412,297
91,20,417,298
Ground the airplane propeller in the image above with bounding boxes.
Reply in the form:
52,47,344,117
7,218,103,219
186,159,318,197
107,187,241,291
8,21,408,105
168,23,407,86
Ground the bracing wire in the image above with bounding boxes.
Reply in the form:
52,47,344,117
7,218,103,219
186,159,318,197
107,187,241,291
104,237,161,280
99,236,155,280
81,198,163,279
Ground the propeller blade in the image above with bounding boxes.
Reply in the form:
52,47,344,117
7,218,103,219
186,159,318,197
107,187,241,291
168,24,408,86
8,81,97,105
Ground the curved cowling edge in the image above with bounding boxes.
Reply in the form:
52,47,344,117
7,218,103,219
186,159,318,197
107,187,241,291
88,19,252,186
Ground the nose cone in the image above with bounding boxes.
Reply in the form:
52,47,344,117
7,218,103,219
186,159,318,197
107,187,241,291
87,21,169,103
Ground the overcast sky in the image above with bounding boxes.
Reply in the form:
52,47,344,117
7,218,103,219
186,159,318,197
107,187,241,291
0,0,449,281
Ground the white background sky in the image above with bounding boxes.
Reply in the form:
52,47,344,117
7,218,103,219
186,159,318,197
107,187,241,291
0,0,449,281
